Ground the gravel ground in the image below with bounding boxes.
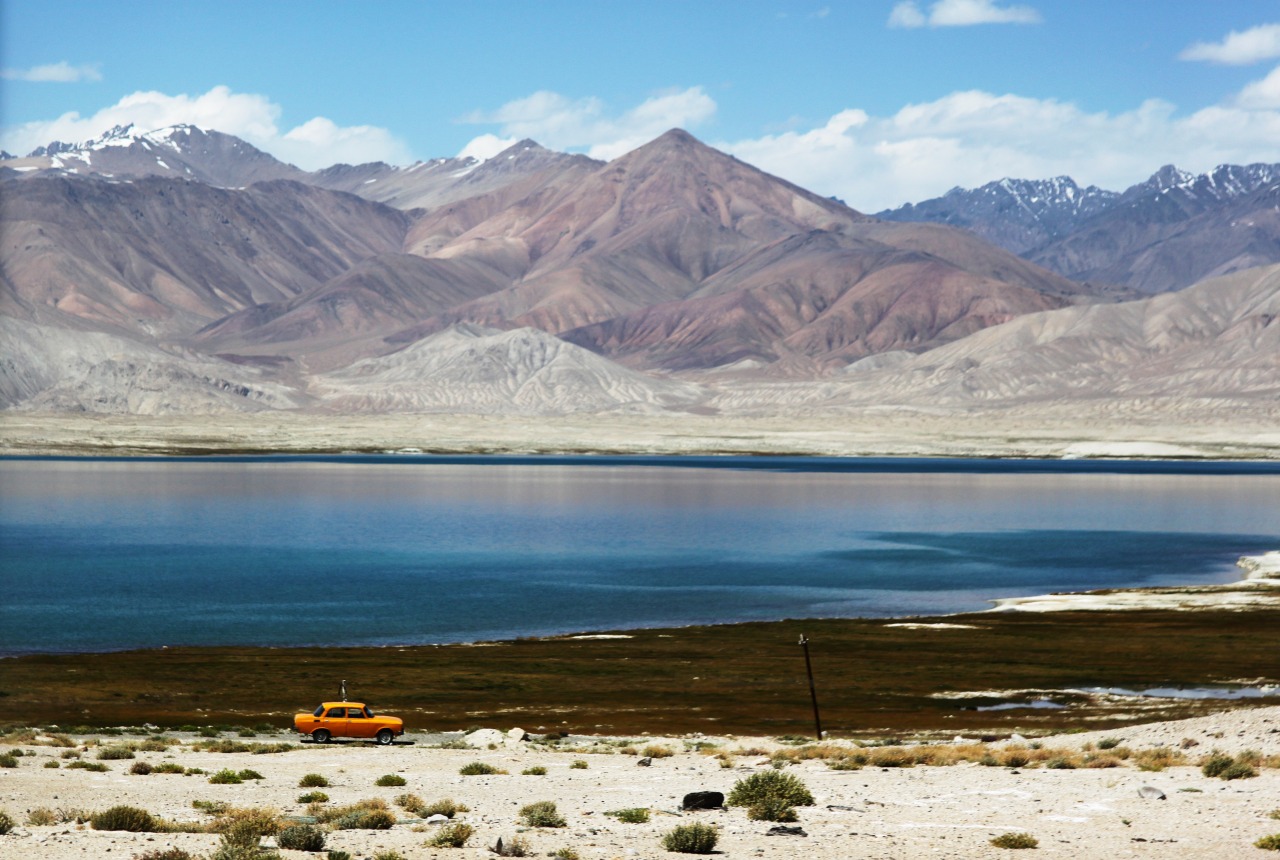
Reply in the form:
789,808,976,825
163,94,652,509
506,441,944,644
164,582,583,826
1,706,1277,859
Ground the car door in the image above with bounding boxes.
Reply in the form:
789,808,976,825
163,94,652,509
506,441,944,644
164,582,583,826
323,705,350,737
347,706,376,738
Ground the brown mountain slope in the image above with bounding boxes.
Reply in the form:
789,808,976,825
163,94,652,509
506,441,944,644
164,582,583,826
561,229,1075,372
1,174,410,339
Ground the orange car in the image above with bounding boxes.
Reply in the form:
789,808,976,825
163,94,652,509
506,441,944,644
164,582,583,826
294,702,404,745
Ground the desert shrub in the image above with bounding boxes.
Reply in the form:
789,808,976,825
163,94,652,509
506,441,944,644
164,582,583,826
1097,737,1122,750
298,791,329,804
91,805,159,832
298,773,330,787
130,761,153,775
1133,747,1185,772
208,768,243,784
277,823,327,851
134,850,197,860
70,760,109,772
747,796,798,822
519,800,566,828
0,754,17,768
551,849,580,860
605,807,650,824
459,761,502,775
522,766,547,775
1256,834,1280,851
1220,761,1257,780
570,759,588,769
619,746,639,755
209,806,281,838
138,739,172,752
420,798,467,818
661,822,718,854
198,728,220,738
428,821,474,848
319,800,395,830
1045,757,1076,769
393,792,423,813
27,807,57,826
1082,754,1122,768
0,811,11,835
326,853,352,860
990,831,1038,849
193,800,230,815
237,769,264,780
185,767,206,775
44,760,60,769
1001,750,1030,769
643,744,674,758
1201,751,1233,777
1202,751,1258,780
60,749,81,759
727,770,815,808
374,773,407,787
868,747,915,768
1270,809,1280,820
97,745,136,760
372,852,406,860
153,762,186,774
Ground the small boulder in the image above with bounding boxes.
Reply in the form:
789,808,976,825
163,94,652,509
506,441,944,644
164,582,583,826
463,728,506,748
766,825,807,836
426,814,450,825
636,757,652,767
507,727,527,741
681,791,724,810
1137,785,1166,800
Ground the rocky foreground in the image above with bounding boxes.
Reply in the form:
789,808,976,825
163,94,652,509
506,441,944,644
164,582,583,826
0,707,1277,859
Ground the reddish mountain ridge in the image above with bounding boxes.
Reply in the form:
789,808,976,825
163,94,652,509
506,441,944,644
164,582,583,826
2,128,1112,413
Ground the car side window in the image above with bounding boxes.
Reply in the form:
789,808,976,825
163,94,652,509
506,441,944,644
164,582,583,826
325,708,344,718
348,708,363,719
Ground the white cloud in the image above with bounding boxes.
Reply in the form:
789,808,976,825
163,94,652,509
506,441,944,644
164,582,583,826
714,68,1280,211
1,61,102,83
0,85,411,168
1181,23,1280,65
458,86,716,162
889,0,1040,28
457,133,518,161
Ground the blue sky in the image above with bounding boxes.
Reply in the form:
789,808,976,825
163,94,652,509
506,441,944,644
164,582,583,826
4,0,1280,210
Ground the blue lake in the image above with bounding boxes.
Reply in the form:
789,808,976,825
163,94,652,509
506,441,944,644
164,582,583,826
1,456,1277,655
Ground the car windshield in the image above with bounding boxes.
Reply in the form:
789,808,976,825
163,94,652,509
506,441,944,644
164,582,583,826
312,705,324,717
363,707,374,718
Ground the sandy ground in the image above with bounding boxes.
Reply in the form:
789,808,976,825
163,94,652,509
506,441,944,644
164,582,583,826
3,409,1280,459
1,707,1277,859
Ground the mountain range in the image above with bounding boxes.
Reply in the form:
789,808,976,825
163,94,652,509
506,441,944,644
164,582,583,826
1,124,1276,422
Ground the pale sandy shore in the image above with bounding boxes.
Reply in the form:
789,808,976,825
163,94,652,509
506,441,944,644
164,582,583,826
1,707,1278,860
3,409,1280,459
990,552,1280,612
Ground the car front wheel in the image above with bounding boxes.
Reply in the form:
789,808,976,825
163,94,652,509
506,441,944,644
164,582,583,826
312,729,331,744
376,729,394,745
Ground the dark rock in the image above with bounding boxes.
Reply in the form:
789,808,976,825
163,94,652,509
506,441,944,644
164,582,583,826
636,757,652,767
766,825,807,836
681,791,724,810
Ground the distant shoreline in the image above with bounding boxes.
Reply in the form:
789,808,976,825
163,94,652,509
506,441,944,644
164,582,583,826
3,410,1279,460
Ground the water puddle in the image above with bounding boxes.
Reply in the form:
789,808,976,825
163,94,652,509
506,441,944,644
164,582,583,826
1083,685,1278,700
974,698,1067,712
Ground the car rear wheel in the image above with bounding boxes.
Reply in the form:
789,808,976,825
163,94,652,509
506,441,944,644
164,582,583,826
376,729,394,745
311,729,331,744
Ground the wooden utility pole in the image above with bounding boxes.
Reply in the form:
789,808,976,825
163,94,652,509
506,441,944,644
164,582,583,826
798,634,823,740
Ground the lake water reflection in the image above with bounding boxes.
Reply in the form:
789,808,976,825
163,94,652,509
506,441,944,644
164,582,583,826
1,457,1277,654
